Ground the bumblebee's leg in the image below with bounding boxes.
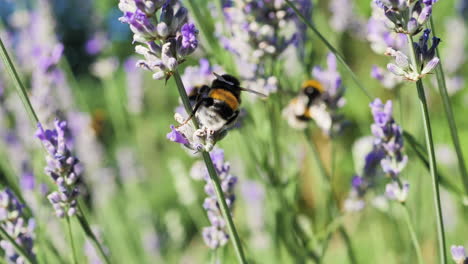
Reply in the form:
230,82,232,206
176,98,209,128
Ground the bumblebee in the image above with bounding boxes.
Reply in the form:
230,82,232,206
282,80,331,131
179,73,265,151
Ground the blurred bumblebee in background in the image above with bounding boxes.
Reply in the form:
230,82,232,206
282,80,332,131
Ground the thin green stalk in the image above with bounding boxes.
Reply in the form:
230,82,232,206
66,216,78,264
77,205,112,264
0,225,36,264
284,0,372,100
1,34,113,264
407,33,446,264
0,37,39,124
173,70,248,264
401,204,424,264
428,17,468,194
304,130,357,264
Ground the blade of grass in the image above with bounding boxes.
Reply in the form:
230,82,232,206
285,0,372,100
173,70,248,264
0,225,37,264
427,17,468,195
0,37,39,124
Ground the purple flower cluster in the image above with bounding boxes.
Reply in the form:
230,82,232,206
451,245,467,264
197,149,237,249
375,0,436,35
372,0,441,81
119,0,199,79
385,28,440,81
36,120,81,218
370,99,409,202
0,189,35,263
345,98,409,210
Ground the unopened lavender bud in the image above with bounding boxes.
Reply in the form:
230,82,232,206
407,18,418,34
160,4,174,25
156,22,169,38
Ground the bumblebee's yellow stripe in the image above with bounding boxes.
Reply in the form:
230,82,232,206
302,80,324,93
209,89,239,110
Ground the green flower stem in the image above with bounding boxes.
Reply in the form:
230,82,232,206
428,17,468,194
66,216,78,264
0,37,39,124
407,34,446,264
285,0,372,100
173,70,248,264
0,225,36,264
77,204,112,264
401,204,424,264
304,129,357,264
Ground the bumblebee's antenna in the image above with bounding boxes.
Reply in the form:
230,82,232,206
213,72,267,98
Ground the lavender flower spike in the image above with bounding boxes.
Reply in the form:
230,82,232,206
119,0,199,80
36,120,81,218
451,245,467,264
197,149,237,249
0,189,36,263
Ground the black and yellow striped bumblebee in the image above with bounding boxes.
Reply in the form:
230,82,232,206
180,73,265,151
282,80,331,131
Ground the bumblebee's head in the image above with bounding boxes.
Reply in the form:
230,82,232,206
301,80,324,100
212,74,242,99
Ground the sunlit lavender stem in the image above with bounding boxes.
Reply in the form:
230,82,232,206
172,70,247,264
409,30,447,264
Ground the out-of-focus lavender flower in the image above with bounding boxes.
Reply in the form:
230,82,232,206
85,32,109,55
0,189,35,264
375,0,436,35
191,148,237,249
91,57,120,79
371,65,403,89
223,0,304,63
84,227,109,264
385,29,440,81
370,99,407,178
124,57,145,114
345,98,409,209
36,120,81,218
181,59,223,96
119,0,198,79
385,181,409,202
451,245,467,264
329,0,366,37
438,17,466,96
240,180,270,249
367,2,408,54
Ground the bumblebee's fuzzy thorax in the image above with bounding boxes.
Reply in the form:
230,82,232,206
211,74,242,102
